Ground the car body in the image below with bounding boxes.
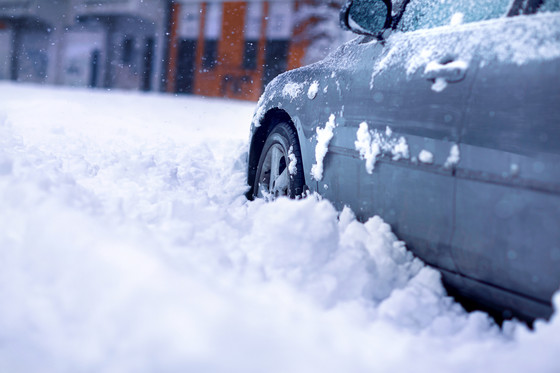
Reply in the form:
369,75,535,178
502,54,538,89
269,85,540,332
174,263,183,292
247,0,560,322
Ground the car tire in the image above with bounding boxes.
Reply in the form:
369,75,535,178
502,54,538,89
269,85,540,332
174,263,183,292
253,122,305,199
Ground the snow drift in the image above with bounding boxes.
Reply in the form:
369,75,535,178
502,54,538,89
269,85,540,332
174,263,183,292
0,83,558,372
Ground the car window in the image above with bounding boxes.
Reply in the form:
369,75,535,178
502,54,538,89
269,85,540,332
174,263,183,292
397,0,513,32
538,0,560,13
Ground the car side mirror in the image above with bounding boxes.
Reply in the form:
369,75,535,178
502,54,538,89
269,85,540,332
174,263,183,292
340,0,392,37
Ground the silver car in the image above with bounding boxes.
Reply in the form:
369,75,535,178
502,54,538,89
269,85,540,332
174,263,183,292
247,0,560,322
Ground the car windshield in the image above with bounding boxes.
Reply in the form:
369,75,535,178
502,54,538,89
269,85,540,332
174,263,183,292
397,0,513,32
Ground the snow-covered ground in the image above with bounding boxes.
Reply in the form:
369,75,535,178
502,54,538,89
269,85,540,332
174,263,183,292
0,82,558,372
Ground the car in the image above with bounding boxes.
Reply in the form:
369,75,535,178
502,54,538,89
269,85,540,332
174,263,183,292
246,0,560,323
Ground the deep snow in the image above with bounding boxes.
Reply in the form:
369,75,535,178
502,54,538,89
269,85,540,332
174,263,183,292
0,83,558,372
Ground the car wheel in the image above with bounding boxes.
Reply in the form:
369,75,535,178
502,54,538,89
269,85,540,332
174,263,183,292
253,122,305,199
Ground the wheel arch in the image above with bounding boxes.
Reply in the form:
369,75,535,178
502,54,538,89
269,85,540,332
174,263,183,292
247,108,305,199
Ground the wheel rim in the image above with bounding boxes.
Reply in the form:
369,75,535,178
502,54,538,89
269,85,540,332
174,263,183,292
258,143,290,197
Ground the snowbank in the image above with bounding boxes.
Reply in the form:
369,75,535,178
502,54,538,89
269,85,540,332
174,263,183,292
0,83,558,372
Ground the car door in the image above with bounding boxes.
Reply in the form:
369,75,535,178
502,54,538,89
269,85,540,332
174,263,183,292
451,6,560,318
321,0,489,274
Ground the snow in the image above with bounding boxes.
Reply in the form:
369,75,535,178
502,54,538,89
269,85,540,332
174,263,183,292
424,60,468,92
444,144,460,168
311,114,337,181
1,83,560,372
482,12,560,66
431,77,448,92
391,136,410,160
370,11,560,86
355,122,380,174
424,59,468,76
282,81,304,101
419,149,435,164
355,122,410,174
385,126,393,137
288,146,297,175
253,103,266,127
398,0,514,32
450,12,465,26
307,80,319,100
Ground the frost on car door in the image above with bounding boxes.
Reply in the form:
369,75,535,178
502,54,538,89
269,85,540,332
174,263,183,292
451,10,560,319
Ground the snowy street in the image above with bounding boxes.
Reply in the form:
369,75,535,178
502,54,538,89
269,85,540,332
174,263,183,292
0,82,558,372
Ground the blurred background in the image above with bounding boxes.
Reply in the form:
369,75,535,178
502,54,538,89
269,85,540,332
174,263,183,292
0,0,351,101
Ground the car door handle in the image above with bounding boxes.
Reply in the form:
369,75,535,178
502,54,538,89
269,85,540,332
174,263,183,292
423,60,467,83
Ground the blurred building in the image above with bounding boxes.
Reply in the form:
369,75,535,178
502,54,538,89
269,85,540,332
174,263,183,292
68,0,166,91
167,1,311,100
0,0,71,84
0,0,340,100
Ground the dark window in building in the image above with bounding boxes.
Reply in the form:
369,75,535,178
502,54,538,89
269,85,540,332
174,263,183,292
141,38,154,91
89,49,100,88
122,37,134,65
242,40,258,70
202,39,218,70
176,39,197,93
262,40,290,88
243,2,262,70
